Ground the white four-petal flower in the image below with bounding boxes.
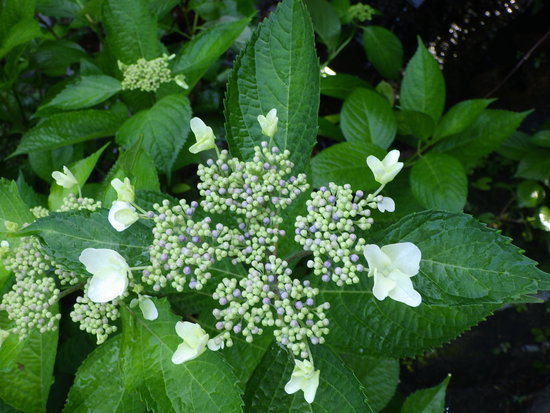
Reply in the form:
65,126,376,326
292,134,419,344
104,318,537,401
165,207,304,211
257,108,278,138
366,150,404,185
79,248,130,303
111,177,135,203
171,321,209,364
51,166,78,189
189,117,216,154
363,242,422,307
108,201,139,232
284,359,320,404
207,335,225,351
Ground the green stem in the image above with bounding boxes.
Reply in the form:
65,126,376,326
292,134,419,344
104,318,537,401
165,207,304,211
59,281,86,299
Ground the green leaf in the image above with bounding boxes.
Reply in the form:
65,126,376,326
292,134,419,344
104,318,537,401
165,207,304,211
121,299,243,412
400,38,445,123
304,0,341,50
401,376,450,413
225,0,319,172
362,26,403,80
48,143,109,210
244,343,373,412
13,110,122,156
432,109,530,168
409,153,467,212
19,210,153,270
0,18,41,59
116,94,191,175
38,76,121,113
433,99,494,140
531,130,550,147
172,18,250,91
32,40,87,76
497,131,534,161
341,88,396,149
311,142,385,190
516,150,550,181
0,179,35,227
0,313,58,413
102,0,161,63
64,336,145,413
320,73,370,100
396,110,435,141
339,353,399,412
516,181,545,208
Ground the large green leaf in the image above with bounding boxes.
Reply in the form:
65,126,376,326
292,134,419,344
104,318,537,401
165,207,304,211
116,94,191,175
432,109,530,168
395,110,435,141
311,142,385,190
320,73,370,100
341,88,396,149
0,179,35,227
409,153,467,212
225,0,319,172
362,26,403,80
339,353,399,413
400,38,445,123
18,210,153,270
13,110,122,156
102,0,161,63
0,312,58,413
64,336,145,413
48,143,109,210
244,343,373,412
401,376,450,413
120,299,243,412
172,18,250,90
0,18,41,59
433,99,494,140
516,150,550,181
304,0,341,51
38,76,121,113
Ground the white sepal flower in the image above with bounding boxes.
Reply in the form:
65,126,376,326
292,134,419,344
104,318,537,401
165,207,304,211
363,242,422,307
130,295,158,320
284,359,320,404
108,201,139,232
257,108,278,138
51,166,78,188
366,150,404,185
79,248,130,303
207,335,225,351
172,321,209,364
189,117,216,154
377,196,395,213
111,177,135,203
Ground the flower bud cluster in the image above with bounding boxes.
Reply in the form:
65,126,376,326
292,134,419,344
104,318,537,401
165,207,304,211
0,275,60,338
143,199,234,292
212,256,329,358
70,289,120,344
57,194,102,212
54,265,81,286
120,54,174,92
295,183,372,286
4,237,51,280
31,206,49,219
197,143,308,263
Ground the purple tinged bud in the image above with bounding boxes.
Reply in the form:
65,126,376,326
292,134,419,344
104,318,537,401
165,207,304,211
289,176,296,183
258,237,265,244
324,260,331,268
192,236,200,243
320,186,327,192
166,229,173,235
183,266,191,275
186,208,194,215
159,214,166,221
219,297,228,305
147,211,155,218
262,297,270,305
233,325,242,333
351,254,359,262
314,239,321,245
207,159,214,166
159,240,166,247
267,275,275,282
216,321,224,330
265,263,272,271
295,301,303,310
280,291,289,299
262,285,269,292
153,284,161,291
355,190,364,198
309,225,317,233
271,197,279,204
290,320,298,327
178,235,186,242
328,195,336,203
218,188,226,195
277,307,285,315
307,205,315,212
191,201,198,208
356,264,364,272
263,217,270,225
143,270,150,277
189,280,197,289
279,230,286,236
221,164,229,171
322,274,330,282
160,253,168,261
306,298,314,306
310,337,319,344
303,280,310,287
233,289,241,297
332,214,339,221
263,162,270,169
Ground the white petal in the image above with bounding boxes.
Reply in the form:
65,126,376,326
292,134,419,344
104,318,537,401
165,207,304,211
366,155,382,173
108,201,138,232
139,297,158,320
383,149,401,166
372,272,396,301
381,242,421,276
79,248,129,276
87,270,128,303
171,342,198,364
190,117,208,137
363,244,391,274
207,336,224,351
284,377,301,395
389,275,422,307
267,108,277,121
378,197,395,213
302,370,320,404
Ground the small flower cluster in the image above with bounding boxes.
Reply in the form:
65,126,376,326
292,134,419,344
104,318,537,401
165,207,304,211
295,183,371,286
197,142,308,263
119,54,188,92
348,3,376,22
4,236,51,279
70,288,121,344
212,256,329,358
58,193,102,212
143,199,231,292
0,275,60,337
